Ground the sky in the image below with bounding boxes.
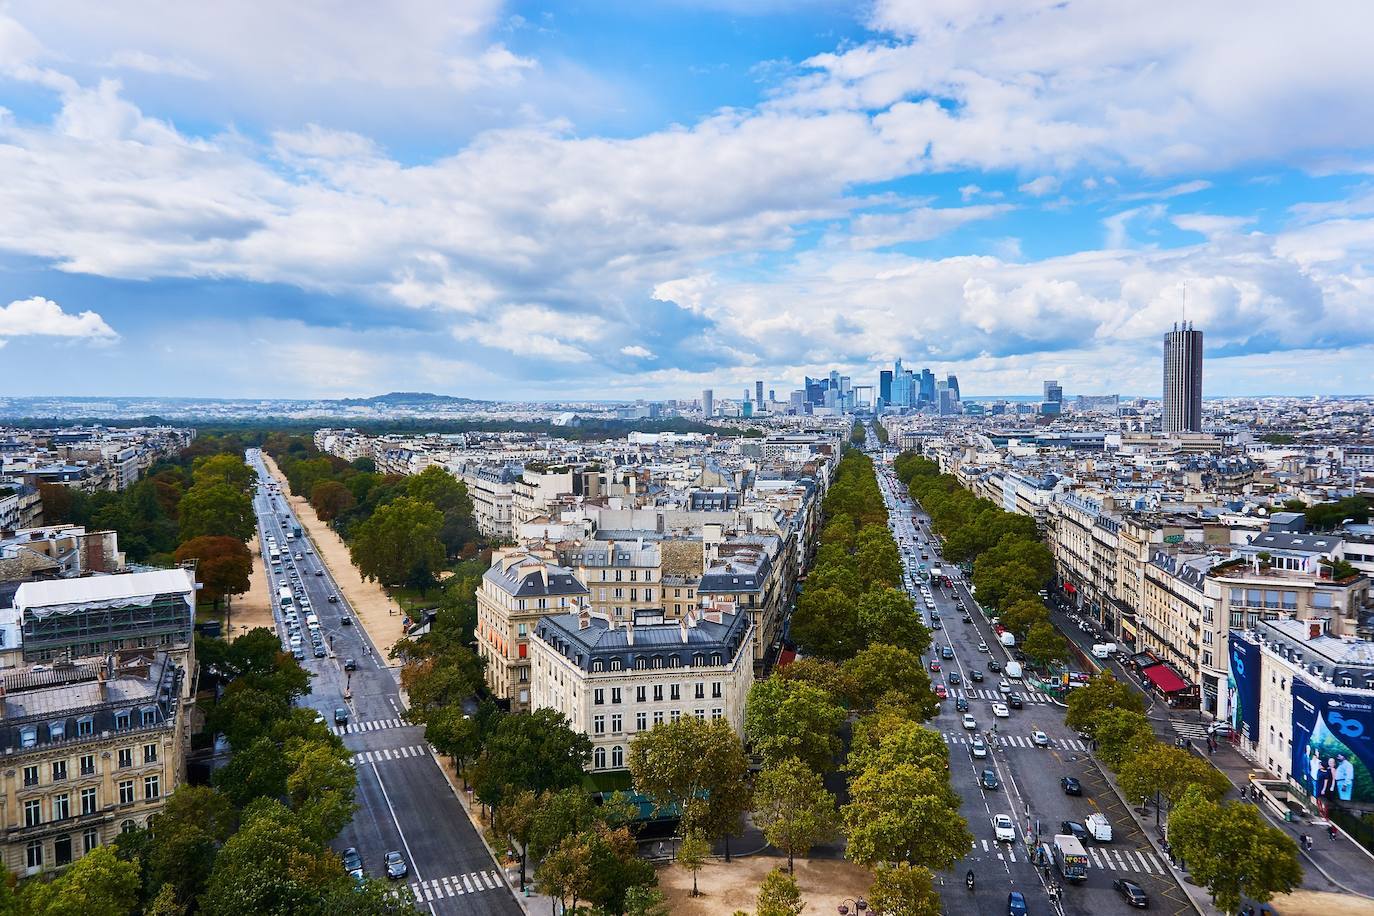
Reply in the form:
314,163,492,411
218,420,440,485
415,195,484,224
2,1,1374,401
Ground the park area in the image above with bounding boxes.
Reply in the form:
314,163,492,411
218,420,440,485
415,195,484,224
657,857,874,915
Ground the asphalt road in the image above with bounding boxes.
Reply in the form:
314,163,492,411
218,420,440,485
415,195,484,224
872,453,1191,916
245,450,521,916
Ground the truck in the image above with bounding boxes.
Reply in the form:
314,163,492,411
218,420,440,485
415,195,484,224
1052,833,1088,883
1084,812,1113,842
1000,631,1016,647
278,586,294,609
930,565,942,580
1092,642,1117,659
292,523,303,538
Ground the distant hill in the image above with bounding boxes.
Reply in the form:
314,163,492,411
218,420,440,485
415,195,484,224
337,391,487,406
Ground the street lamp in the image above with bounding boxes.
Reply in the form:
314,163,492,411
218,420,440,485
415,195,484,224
837,898,868,915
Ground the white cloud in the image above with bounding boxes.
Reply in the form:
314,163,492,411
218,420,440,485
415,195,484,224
620,345,656,359
0,297,117,341
847,203,1013,249
1120,180,1213,201
448,43,537,90
959,183,981,201
1172,213,1253,238
1018,175,1059,197
105,50,208,80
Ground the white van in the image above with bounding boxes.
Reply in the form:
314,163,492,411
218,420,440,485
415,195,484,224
1004,661,1023,680
1091,642,1117,659
1084,813,1113,842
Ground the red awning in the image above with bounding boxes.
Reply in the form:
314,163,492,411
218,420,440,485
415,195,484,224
1141,664,1189,694
1064,583,1076,594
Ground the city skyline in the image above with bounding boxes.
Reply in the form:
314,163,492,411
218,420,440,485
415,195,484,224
2,3,1374,400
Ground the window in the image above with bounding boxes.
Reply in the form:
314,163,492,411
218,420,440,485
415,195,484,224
611,746,624,769
645,589,654,602
52,760,67,782
118,781,135,805
611,714,623,734
711,653,722,666
23,765,38,787
592,660,605,673
670,710,682,722
76,716,93,738
118,748,133,769
79,755,95,777
594,688,604,706
114,711,131,731
517,623,527,637
611,687,622,704
49,721,65,742
694,683,705,700
670,684,680,701
52,793,69,821
636,712,647,731
669,656,681,668
694,709,706,721
120,820,136,834
25,841,41,870
636,686,646,703
610,658,623,672
81,788,97,816
711,682,722,699
1314,592,1334,609
711,708,723,721
653,685,663,702
24,799,41,827
653,711,664,726
54,835,72,867
83,829,99,854
144,775,160,800
19,726,36,748
594,747,606,769
593,715,605,735
143,744,158,764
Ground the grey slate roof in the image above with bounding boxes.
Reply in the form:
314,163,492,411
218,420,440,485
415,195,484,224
535,608,751,673
1250,531,1342,555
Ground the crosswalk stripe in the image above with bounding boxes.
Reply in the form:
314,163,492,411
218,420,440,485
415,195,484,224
1146,851,1163,873
1087,847,1104,867
444,876,456,896
981,839,990,851
1008,851,1016,863
410,883,421,899
483,871,500,889
462,874,475,893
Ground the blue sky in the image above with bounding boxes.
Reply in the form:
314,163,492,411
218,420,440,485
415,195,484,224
2,1,1374,400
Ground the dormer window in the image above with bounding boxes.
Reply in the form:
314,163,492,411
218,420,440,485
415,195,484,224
19,726,37,748
609,658,623,672
592,659,605,672
114,710,131,731
48,721,65,742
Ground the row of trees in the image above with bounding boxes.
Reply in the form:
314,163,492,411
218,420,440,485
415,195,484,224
1065,674,1301,911
892,452,1069,668
1,629,399,914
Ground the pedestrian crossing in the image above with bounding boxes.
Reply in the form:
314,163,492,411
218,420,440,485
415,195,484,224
352,744,428,765
405,870,504,903
955,688,1054,704
942,732,1090,751
1171,721,1211,740
1084,845,1166,875
333,717,413,735
977,838,1019,862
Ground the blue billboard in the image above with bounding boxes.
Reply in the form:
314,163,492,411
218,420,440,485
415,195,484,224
1292,679,1374,806
1227,633,1260,740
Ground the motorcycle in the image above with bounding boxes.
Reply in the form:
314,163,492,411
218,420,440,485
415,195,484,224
966,871,975,891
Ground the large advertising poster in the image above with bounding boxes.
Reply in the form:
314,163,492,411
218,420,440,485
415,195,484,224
1291,679,1374,808
1227,633,1261,739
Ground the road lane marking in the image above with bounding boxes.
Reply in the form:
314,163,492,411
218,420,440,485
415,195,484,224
368,760,436,916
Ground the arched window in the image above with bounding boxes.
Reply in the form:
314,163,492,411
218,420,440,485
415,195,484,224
634,657,647,670
669,656,681,668
120,820,137,835
611,746,624,769
594,747,606,769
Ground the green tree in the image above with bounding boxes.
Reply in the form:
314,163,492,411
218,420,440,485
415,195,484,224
628,717,752,844
178,481,255,542
1064,673,1146,732
755,867,805,916
1021,620,1069,668
789,587,862,661
999,598,1049,638
423,704,482,786
849,716,948,776
1168,787,1302,913
753,757,838,873
175,535,252,607
623,885,672,916
286,739,357,845
310,479,355,521
18,845,141,916
744,677,845,773
848,643,938,718
192,453,256,493
472,708,592,809
1118,743,1233,806
776,658,859,707
866,863,942,916
406,465,476,556
676,833,711,898
137,785,237,908
842,762,972,869
536,833,592,915
857,588,931,654
527,788,603,863
212,734,288,807
1092,707,1158,770
493,789,539,892
348,496,445,589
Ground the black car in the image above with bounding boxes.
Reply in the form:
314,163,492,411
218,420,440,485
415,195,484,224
1007,694,1024,709
948,672,962,686
1060,820,1089,841
344,657,357,671
1012,649,1026,662
969,670,984,682
956,697,970,712
1113,878,1149,908
1061,776,1082,796
342,847,363,879
329,595,340,604
980,769,999,790
334,707,350,725
988,659,1002,672
385,851,408,879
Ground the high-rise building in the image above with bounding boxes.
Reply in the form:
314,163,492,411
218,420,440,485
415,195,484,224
879,370,893,404
1043,380,1063,404
918,368,936,405
702,389,714,418
1163,322,1203,432
769,388,776,402
755,381,764,406
946,374,960,400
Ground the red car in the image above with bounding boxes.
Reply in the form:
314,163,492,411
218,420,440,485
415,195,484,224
933,684,948,699
929,660,941,672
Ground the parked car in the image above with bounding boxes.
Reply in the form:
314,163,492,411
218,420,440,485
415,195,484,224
342,847,363,879
1113,878,1149,908
1059,820,1089,841
1061,776,1082,796
385,851,408,879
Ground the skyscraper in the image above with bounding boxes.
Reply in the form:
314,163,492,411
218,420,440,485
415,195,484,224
1043,380,1063,404
918,369,936,405
946,374,960,400
1163,322,1203,432
756,380,764,406
702,389,714,418
879,370,893,403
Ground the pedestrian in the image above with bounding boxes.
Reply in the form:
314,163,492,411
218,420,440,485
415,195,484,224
1299,834,1309,851
1329,823,1339,842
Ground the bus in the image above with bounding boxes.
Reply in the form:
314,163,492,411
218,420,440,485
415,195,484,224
278,586,294,609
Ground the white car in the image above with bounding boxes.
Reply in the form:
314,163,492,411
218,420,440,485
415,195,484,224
971,736,988,758
992,702,1010,717
999,679,1013,694
962,714,978,730
994,813,1017,842
1032,730,1050,747
977,641,989,652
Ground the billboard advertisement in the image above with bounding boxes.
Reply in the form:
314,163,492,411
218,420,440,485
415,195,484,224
1227,633,1261,740
1292,679,1374,808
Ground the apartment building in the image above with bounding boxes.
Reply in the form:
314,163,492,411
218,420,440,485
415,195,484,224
698,543,785,672
529,599,754,772
0,651,188,875
475,549,589,711
452,464,518,542
556,539,662,625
